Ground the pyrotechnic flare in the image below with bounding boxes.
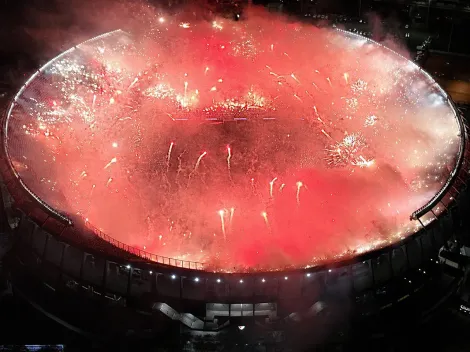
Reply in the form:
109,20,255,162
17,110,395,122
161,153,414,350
321,129,333,140
166,142,174,172
218,209,226,240
104,157,117,170
195,152,206,170
296,181,303,206
128,77,139,90
269,177,278,198
226,145,232,176
291,73,301,84
261,211,269,229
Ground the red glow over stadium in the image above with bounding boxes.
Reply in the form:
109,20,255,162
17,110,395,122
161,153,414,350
5,9,461,272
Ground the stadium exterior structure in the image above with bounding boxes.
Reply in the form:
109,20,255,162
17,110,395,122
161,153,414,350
1,32,470,345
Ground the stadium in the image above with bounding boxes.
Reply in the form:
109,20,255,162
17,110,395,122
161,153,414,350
1,11,470,349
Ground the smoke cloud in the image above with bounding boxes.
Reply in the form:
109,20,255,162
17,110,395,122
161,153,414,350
6,3,460,271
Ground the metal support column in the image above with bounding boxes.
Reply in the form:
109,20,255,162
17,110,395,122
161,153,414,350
58,243,67,283
42,234,49,259
102,259,108,290
79,252,86,281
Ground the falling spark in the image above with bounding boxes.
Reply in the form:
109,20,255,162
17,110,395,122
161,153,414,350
296,181,303,206
270,44,274,51
179,22,190,29
321,129,333,140
293,94,302,102
212,21,223,30
92,94,96,109
355,156,375,168
326,77,332,87
106,177,113,187
205,67,209,75
261,211,269,228
230,207,235,224
291,73,301,84
226,145,231,167
166,142,174,172
219,209,226,240
279,183,286,192
194,151,207,172
343,73,349,84
128,77,139,90
269,177,278,198
251,178,255,194
104,157,117,170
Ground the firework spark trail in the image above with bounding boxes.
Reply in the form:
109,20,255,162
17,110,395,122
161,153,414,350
188,151,207,185
296,181,303,206
104,157,117,170
269,177,278,198
291,73,301,84
128,77,139,90
106,177,113,187
344,73,349,84
321,129,333,140
326,77,332,87
218,209,226,240
261,211,269,230
166,142,174,172
84,184,96,215
92,94,96,110
194,151,207,172
279,183,286,192
250,178,255,194
226,145,232,178
175,151,185,183
293,94,302,102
